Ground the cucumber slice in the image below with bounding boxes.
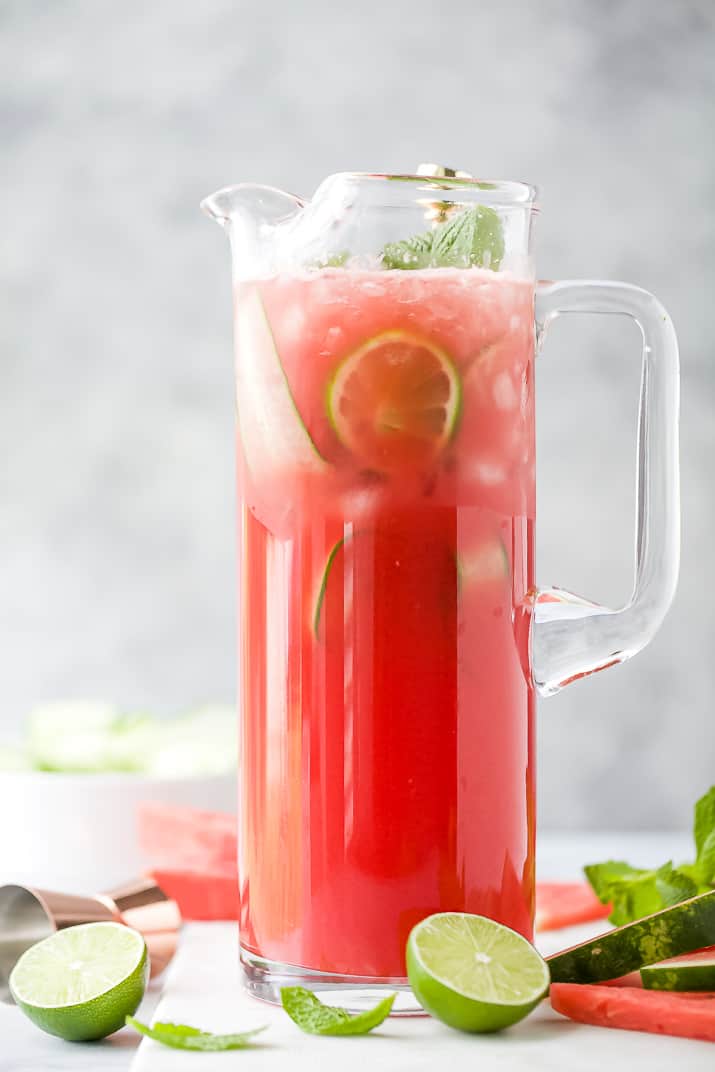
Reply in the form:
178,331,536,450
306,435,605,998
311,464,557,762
144,707,236,777
235,287,326,481
0,744,32,771
107,714,162,772
641,952,715,991
457,538,509,589
312,538,346,639
23,703,237,776
29,702,119,772
548,889,715,984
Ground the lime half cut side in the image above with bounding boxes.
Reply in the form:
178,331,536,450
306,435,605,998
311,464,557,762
327,330,461,472
10,921,148,1041
407,912,549,1033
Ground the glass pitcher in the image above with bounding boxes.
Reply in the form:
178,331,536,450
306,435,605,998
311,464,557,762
202,169,679,1012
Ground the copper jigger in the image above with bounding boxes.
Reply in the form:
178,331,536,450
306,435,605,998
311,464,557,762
107,877,181,978
0,878,181,1004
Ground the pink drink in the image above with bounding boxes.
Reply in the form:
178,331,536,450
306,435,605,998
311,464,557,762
237,268,536,980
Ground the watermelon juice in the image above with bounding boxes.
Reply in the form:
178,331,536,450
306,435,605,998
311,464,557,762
236,267,536,981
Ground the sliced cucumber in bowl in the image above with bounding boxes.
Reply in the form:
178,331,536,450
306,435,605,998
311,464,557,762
143,707,237,778
29,702,120,772
18,702,237,777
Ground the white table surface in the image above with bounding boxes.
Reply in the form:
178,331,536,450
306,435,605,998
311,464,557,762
1,832,703,1071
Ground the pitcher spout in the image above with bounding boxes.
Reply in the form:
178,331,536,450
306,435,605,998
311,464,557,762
200,183,305,231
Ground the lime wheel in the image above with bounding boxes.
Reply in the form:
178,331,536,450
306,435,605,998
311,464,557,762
327,330,461,471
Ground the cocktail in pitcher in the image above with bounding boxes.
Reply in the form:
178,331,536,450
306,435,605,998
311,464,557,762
203,169,679,1010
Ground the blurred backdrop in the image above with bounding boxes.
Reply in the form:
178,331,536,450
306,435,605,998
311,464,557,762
1,0,713,828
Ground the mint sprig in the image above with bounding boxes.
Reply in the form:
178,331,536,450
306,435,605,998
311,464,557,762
381,231,435,270
694,786,715,883
280,986,395,1035
381,205,504,271
585,786,715,925
126,1017,267,1051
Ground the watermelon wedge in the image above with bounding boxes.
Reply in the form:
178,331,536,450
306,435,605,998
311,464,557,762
641,947,715,991
149,869,239,922
535,882,611,932
138,803,237,872
551,983,715,1043
548,889,715,983
138,804,240,920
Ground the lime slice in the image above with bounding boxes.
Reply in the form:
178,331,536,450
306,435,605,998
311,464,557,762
406,913,549,1033
235,286,326,479
10,922,148,1041
327,330,461,471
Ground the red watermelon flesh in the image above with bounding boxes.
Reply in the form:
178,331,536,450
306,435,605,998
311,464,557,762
551,983,715,1042
138,804,239,921
646,945,715,967
138,803,237,871
149,869,239,921
535,882,611,932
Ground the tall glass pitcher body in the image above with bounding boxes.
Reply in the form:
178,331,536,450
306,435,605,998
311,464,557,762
203,173,679,1009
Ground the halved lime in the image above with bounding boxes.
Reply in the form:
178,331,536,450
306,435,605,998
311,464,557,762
406,912,549,1032
327,330,461,471
10,922,148,1041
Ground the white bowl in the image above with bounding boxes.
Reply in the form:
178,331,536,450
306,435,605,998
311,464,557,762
0,770,236,893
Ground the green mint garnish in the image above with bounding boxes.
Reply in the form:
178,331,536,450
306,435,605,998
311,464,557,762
432,205,504,268
381,231,435,270
694,785,715,883
313,250,352,268
655,861,700,906
126,1017,267,1051
280,986,395,1035
381,205,504,271
585,861,666,926
585,786,715,925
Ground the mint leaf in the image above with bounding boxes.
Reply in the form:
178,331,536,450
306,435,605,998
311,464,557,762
694,786,715,880
655,862,699,907
697,829,715,885
381,232,434,270
314,250,352,268
583,787,715,927
607,873,662,926
126,1017,267,1051
380,206,504,271
674,861,709,887
584,861,667,925
584,861,646,902
280,986,395,1035
432,205,504,269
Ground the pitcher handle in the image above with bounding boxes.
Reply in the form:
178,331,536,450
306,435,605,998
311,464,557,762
532,280,680,696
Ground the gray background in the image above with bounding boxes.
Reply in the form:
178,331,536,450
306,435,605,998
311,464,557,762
1,0,713,828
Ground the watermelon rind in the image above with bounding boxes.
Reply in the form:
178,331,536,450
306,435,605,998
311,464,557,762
548,889,715,983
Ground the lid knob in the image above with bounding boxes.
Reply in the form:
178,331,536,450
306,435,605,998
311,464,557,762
416,163,474,179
